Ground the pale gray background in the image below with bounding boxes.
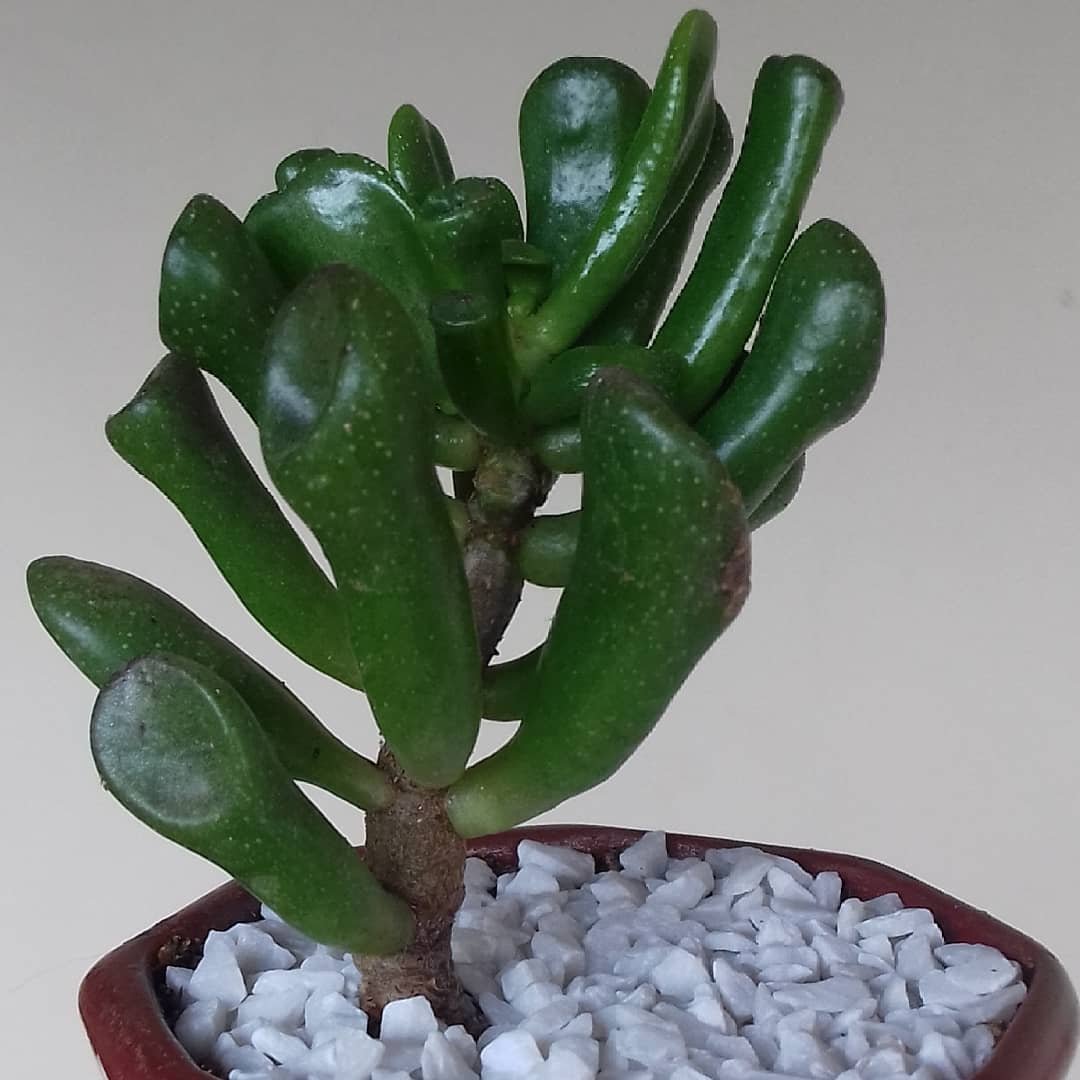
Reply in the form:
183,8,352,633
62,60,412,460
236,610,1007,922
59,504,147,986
2,0,1077,1073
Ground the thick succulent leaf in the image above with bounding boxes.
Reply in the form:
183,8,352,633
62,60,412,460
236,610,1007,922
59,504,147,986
520,11,719,364
418,177,523,305
243,153,444,401
522,343,679,427
519,453,804,586
449,367,749,835
503,239,553,318
696,218,885,512
531,423,583,475
519,56,650,279
581,102,733,348
656,55,843,416
516,512,579,588
106,355,362,688
275,148,336,190
433,410,481,470
159,195,284,418
431,292,523,445
748,455,806,531
387,104,455,203
26,556,390,811
260,266,481,789
92,653,412,954
482,644,544,722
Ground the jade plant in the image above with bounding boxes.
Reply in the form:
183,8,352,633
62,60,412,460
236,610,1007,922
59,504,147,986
27,10,884,1029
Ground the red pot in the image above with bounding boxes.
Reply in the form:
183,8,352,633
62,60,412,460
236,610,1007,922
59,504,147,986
80,825,1078,1079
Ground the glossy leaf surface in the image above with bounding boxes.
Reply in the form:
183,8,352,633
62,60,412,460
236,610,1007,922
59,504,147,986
420,178,522,304
656,55,843,416
431,291,523,445
275,148,336,190
521,11,719,363
517,512,580,587
449,368,749,835
92,654,411,953
244,153,443,399
581,102,732,348
522,343,679,426
520,57,649,279
387,104,455,203
503,239,553,318
159,195,284,418
531,423,583,475
261,266,480,789
106,355,362,688
696,218,885,512
26,556,389,810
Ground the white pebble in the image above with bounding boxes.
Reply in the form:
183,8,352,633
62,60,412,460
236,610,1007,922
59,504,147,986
504,865,561,899
619,831,669,879
855,908,934,939
773,976,873,1013
174,999,228,1063
944,957,1019,995
650,862,715,911
188,931,247,1009
711,956,757,1022
610,1022,686,1070
236,987,307,1029
334,1029,386,1076
517,840,595,887
421,1030,478,1080
172,836,1022,1080
479,1029,544,1077
380,995,439,1044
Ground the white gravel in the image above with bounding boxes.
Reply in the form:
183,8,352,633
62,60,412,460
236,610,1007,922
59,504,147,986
168,833,1026,1079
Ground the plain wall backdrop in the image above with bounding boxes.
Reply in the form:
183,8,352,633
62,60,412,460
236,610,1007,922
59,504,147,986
2,1,1077,1073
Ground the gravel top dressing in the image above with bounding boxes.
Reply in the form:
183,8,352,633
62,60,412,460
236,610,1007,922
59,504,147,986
167,833,1026,1080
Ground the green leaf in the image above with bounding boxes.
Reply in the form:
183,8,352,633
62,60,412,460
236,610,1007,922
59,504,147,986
655,55,843,416
449,368,749,835
387,104,455,203
430,291,523,445
260,266,481,789
531,423,583,475
418,178,523,306
92,653,412,954
516,512,579,588
243,153,444,401
519,56,650,280
696,218,885,512
482,644,544,722
433,410,481,470
520,11,719,364
26,556,390,811
748,455,806,531
503,239,553,318
106,355,362,688
581,102,733,348
159,195,284,418
275,148,336,190
522,344,679,427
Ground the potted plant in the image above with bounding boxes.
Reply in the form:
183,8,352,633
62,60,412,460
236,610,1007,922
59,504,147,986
27,9,1076,1079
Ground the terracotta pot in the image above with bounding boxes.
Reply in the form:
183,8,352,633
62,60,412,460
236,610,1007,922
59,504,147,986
80,824,1078,1079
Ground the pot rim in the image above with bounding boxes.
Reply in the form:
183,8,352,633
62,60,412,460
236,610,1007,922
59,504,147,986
79,824,1078,1079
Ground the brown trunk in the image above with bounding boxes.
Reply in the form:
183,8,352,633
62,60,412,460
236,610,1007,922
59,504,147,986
360,747,480,1032
357,448,551,1032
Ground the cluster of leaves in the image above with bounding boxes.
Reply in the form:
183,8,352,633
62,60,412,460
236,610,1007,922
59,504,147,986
27,10,884,955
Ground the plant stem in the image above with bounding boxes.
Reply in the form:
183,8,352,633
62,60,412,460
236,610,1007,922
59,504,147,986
359,443,550,1031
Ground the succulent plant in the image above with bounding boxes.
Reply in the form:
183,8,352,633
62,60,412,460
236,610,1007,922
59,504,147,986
26,9,884,1026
